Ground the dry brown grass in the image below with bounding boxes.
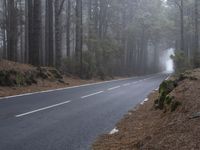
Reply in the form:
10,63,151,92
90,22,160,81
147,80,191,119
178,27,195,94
0,60,108,98
93,69,200,150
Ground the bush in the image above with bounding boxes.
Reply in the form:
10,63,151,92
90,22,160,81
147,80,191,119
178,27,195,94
62,57,80,75
171,51,191,73
81,51,97,79
193,51,200,68
62,38,122,79
62,51,97,79
16,72,26,86
0,70,37,86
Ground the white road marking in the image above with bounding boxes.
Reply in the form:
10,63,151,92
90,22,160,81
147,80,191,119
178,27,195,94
165,75,171,80
132,81,138,84
81,91,104,99
108,86,121,91
109,128,119,135
0,77,138,100
131,76,157,85
0,72,164,100
140,98,149,105
123,83,131,86
16,100,71,118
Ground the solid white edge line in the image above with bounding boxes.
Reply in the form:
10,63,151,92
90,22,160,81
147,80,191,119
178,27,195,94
123,83,131,86
81,91,104,99
0,72,164,100
108,86,121,91
165,75,171,80
0,77,138,100
15,100,71,118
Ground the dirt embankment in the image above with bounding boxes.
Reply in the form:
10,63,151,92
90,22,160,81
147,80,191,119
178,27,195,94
0,60,116,98
93,69,200,150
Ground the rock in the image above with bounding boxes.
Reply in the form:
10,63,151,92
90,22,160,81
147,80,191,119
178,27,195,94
49,69,63,79
189,112,200,119
155,80,177,110
58,79,66,84
0,66,63,87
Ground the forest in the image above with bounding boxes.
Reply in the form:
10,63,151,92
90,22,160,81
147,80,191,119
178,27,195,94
0,0,200,78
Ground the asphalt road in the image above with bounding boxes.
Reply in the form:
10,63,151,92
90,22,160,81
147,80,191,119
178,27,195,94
0,73,168,150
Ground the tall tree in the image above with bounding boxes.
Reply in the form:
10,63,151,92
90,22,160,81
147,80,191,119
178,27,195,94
2,0,7,59
180,0,184,53
75,0,83,74
66,0,71,57
45,0,54,66
55,0,65,68
28,0,42,66
194,0,200,67
7,0,17,61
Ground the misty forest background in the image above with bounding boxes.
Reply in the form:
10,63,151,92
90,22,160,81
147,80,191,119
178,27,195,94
0,0,200,79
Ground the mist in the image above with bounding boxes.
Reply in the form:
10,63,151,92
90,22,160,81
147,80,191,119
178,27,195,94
160,48,175,73
1,0,199,78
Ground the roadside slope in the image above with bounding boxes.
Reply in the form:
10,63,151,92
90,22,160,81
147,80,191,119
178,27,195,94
0,60,119,98
93,69,200,150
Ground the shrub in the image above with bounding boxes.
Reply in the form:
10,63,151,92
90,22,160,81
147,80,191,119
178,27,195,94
171,100,181,112
171,51,191,73
62,51,97,79
16,73,26,86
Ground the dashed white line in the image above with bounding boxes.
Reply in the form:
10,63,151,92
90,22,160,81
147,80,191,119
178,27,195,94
132,81,138,84
131,76,156,85
81,91,104,99
123,83,131,86
108,86,121,91
16,100,71,118
0,76,138,100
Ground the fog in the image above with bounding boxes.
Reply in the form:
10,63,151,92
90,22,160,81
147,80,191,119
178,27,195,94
1,0,199,78
160,48,175,73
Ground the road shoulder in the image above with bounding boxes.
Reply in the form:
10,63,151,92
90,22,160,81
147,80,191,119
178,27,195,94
93,68,200,150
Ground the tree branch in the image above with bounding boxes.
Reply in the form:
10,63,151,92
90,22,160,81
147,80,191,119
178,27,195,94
57,0,65,16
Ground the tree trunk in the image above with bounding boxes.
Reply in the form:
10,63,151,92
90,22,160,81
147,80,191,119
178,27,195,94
2,0,7,59
75,0,83,75
45,0,54,66
180,0,185,53
55,0,65,68
7,0,17,61
194,0,200,67
66,0,71,57
19,0,24,62
29,0,42,66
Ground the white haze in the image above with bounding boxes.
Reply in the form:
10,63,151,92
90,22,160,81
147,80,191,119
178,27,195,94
160,48,175,73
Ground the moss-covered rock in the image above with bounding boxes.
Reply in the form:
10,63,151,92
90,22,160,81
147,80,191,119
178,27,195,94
0,69,38,86
0,60,64,87
36,67,63,81
155,80,177,109
48,68,63,79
